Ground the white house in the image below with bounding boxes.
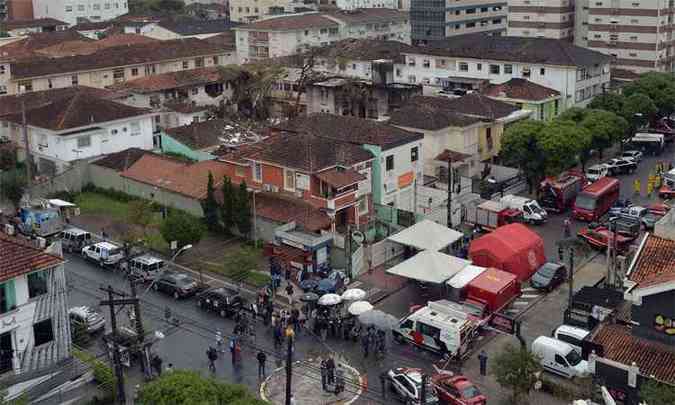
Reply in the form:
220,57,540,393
31,0,129,25
0,18,69,37
397,33,611,110
1,89,155,174
0,234,72,400
128,18,237,41
235,9,411,62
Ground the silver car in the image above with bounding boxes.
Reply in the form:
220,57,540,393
69,306,105,334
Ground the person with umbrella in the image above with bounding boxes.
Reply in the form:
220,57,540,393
361,331,370,358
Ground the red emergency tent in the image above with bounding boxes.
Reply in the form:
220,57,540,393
468,223,546,281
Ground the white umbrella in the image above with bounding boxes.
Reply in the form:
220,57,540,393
348,301,373,316
358,309,399,330
317,293,342,306
342,288,366,301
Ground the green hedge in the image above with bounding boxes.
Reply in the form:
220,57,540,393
73,348,116,403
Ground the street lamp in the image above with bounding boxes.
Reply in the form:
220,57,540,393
171,243,192,262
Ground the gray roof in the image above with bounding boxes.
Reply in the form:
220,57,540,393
411,33,610,67
158,18,239,35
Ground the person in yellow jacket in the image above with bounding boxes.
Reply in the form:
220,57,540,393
634,179,641,195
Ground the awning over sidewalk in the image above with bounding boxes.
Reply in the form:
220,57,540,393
446,265,486,289
386,250,470,284
387,219,463,251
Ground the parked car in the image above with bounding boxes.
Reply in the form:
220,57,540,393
60,227,92,253
127,254,165,282
608,199,633,216
620,150,642,163
552,325,590,355
532,336,590,379
530,262,567,291
641,212,664,231
69,306,105,334
197,287,245,318
387,367,439,404
585,164,609,182
659,184,675,200
647,202,670,216
152,271,198,299
431,374,486,405
603,158,637,175
81,241,125,267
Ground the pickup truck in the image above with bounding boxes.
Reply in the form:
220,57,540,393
464,200,522,231
499,194,548,224
610,206,663,231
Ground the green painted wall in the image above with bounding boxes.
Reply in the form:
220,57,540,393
160,134,215,162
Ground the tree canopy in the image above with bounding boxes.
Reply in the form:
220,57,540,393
639,379,675,405
138,370,268,405
160,212,205,249
623,72,675,118
493,344,542,403
500,120,546,191
202,172,220,232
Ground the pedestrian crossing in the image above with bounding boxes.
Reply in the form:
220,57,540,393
503,287,545,317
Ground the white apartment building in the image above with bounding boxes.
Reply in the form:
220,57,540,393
337,0,401,11
31,0,128,25
235,9,411,62
397,34,611,109
507,0,575,40
229,0,318,23
575,0,675,73
411,0,507,44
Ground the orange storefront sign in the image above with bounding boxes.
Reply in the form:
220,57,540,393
398,171,414,188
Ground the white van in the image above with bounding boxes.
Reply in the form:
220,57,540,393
393,300,478,358
128,255,166,282
552,325,590,355
500,194,548,224
60,227,92,253
82,241,125,267
585,164,608,182
663,168,675,189
532,336,589,379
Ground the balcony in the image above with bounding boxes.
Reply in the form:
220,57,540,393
313,168,366,212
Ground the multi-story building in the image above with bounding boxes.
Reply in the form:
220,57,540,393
31,0,128,25
575,0,675,73
410,0,507,44
397,33,611,109
337,0,401,10
0,234,72,391
507,0,575,40
234,9,410,62
0,0,7,20
0,38,236,96
0,18,68,37
229,0,318,23
2,0,35,20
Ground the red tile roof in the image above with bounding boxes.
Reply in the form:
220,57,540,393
36,34,159,57
629,234,675,288
434,149,472,162
254,192,332,232
0,30,91,60
120,155,231,199
0,234,63,284
112,66,243,93
238,14,338,31
0,86,119,118
316,167,366,188
482,78,560,102
1,18,67,30
592,323,675,384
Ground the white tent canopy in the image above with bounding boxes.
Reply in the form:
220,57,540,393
446,265,486,289
387,219,464,251
386,250,471,284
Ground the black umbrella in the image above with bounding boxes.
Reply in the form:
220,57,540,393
300,292,319,302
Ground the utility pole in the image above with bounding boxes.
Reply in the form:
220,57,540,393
21,97,32,183
420,374,427,404
446,153,453,228
568,247,574,310
285,334,293,405
346,223,352,280
128,279,151,379
100,286,129,404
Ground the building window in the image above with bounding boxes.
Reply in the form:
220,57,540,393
18,80,32,92
0,281,15,314
131,68,138,76
476,63,482,71
540,68,546,75
486,127,494,150
554,99,559,116
77,4,85,11
386,155,394,171
423,59,430,68
195,57,204,68
191,88,199,95
144,65,156,75
27,270,48,298
411,146,418,162
212,56,219,65
504,64,513,74
0,86,6,95
47,79,53,89
77,135,91,148
0,65,5,75
235,166,245,177
358,197,368,215
284,169,295,190
489,64,500,74
33,319,54,346
130,121,141,136
253,162,262,182
522,67,531,78
113,68,124,82
65,5,73,11
458,62,468,71
182,61,189,69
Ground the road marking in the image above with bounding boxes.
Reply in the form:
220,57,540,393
512,301,530,306
521,294,540,299
521,287,537,292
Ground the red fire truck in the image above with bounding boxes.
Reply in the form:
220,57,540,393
538,170,587,213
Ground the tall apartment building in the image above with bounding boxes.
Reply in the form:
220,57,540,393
229,0,318,23
575,0,675,73
31,0,129,25
410,0,507,44
507,0,575,40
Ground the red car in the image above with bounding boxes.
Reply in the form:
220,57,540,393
658,185,675,200
432,374,486,405
577,226,633,252
647,202,671,216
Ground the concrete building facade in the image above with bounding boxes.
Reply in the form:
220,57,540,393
507,0,575,40
575,0,675,73
410,0,507,44
31,0,128,25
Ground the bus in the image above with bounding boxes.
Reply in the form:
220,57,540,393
572,177,620,222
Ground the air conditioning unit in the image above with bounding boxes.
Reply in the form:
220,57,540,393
4,224,14,235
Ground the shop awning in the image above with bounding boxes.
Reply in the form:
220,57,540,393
48,199,76,207
316,167,366,189
446,265,486,289
386,250,470,284
387,219,464,251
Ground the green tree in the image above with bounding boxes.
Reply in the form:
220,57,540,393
202,172,220,232
500,120,546,193
237,63,286,120
621,92,657,131
493,344,542,403
234,182,251,238
587,92,625,116
539,120,591,174
220,176,235,234
160,212,205,249
623,72,675,118
71,320,90,347
581,109,629,159
138,370,267,405
639,379,675,405
127,200,154,238
0,148,17,171
557,107,587,123
2,170,26,209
